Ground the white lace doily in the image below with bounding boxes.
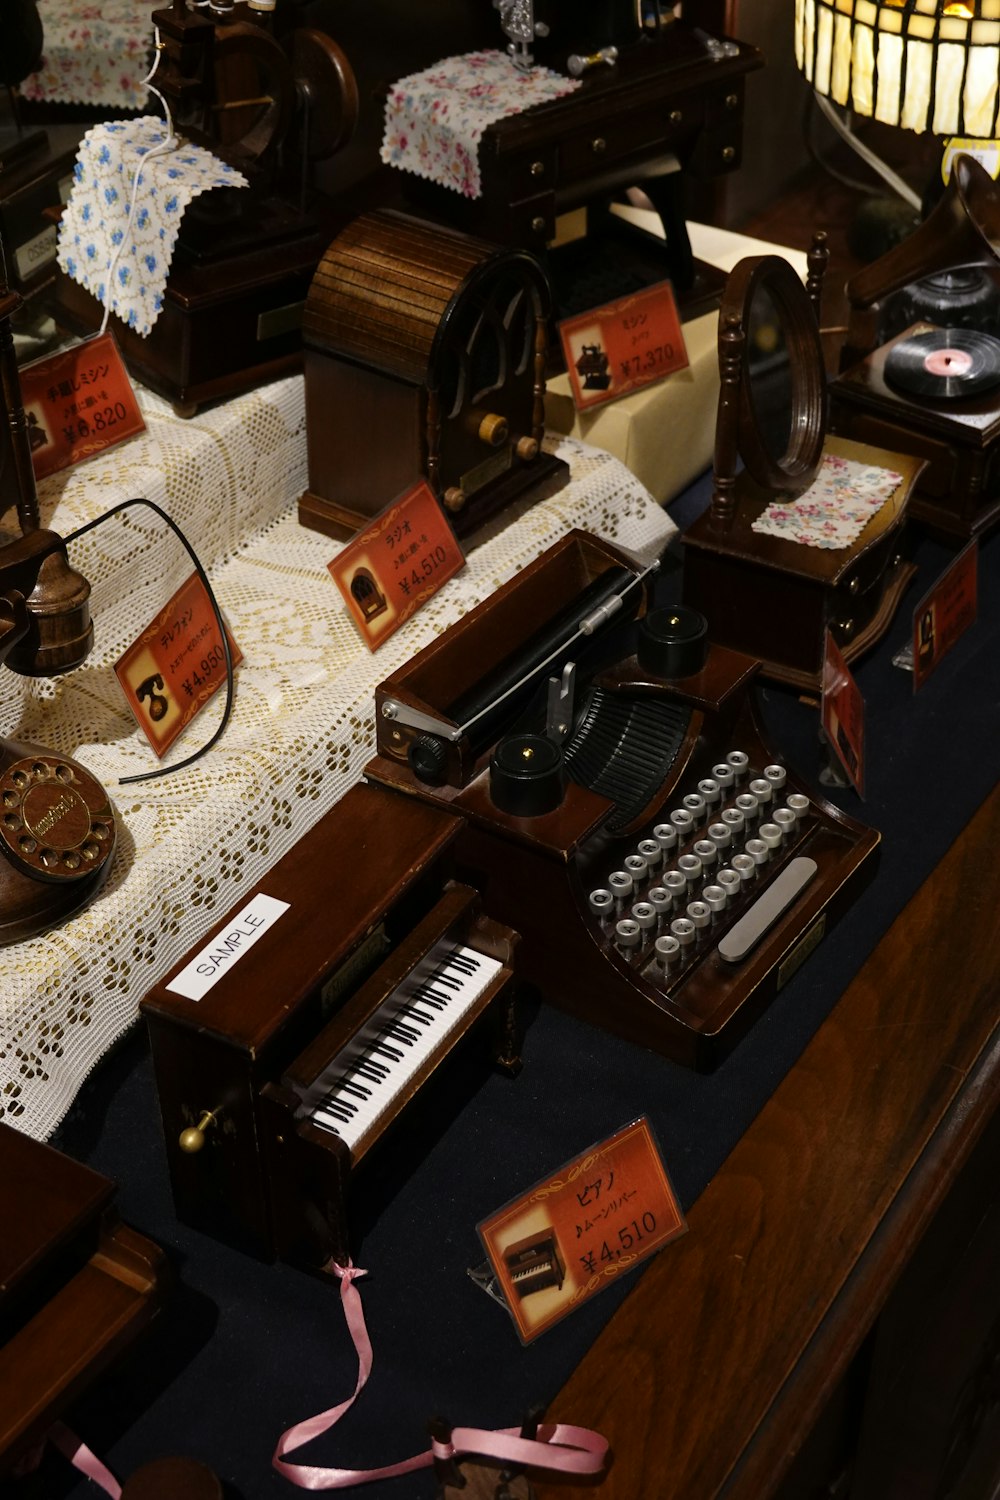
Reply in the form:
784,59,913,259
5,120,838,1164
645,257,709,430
0,374,674,1140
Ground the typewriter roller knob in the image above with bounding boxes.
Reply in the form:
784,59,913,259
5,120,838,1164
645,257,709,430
179,1109,217,1154
637,605,708,679
490,733,565,816
409,734,448,785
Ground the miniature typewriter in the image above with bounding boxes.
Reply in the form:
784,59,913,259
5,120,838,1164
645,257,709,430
142,782,519,1266
367,530,879,1069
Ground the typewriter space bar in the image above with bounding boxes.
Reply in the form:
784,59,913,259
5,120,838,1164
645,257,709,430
717,857,819,963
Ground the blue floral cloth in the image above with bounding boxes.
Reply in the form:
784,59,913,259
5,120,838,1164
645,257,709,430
57,118,248,338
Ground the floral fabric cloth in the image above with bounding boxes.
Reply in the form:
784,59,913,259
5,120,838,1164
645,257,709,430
57,118,248,338
381,49,579,199
21,0,151,111
751,452,903,550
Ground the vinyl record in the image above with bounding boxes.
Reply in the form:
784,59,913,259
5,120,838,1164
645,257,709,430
884,327,1000,400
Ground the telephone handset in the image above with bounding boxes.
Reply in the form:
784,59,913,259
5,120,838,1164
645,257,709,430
0,264,117,942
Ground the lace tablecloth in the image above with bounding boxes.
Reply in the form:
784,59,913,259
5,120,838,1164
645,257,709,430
22,0,151,111
0,373,674,1139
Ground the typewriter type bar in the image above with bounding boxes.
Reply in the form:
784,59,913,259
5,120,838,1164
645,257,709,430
143,784,518,1267
367,530,879,1070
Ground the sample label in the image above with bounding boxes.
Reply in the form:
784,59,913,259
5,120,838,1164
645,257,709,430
166,893,290,1001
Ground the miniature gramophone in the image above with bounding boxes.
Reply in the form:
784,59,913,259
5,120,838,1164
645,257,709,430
683,246,924,690
53,0,359,413
0,263,116,942
830,155,1000,541
299,210,569,543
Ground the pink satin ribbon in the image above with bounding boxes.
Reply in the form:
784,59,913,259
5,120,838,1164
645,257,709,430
48,1421,122,1498
273,1262,609,1491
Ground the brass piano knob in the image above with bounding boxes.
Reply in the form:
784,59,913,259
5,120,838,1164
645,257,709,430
179,1109,217,1154
516,436,539,461
478,412,509,447
443,486,466,513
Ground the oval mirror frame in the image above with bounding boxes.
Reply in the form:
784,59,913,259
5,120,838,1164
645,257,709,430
723,254,826,494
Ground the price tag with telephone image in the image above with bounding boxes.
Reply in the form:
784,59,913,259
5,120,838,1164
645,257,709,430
115,572,242,758
477,1116,686,1344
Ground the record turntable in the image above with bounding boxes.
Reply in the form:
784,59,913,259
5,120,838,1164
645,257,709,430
830,155,1000,541
683,247,924,690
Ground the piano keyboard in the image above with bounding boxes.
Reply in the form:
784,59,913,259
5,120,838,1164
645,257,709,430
301,942,502,1158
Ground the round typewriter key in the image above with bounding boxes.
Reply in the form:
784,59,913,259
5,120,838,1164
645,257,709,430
717,867,741,899
589,888,614,921
731,852,757,885
686,899,711,931
652,823,679,853
703,883,727,915
698,777,722,806
764,764,787,791
632,901,657,932
669,808,694,837
655,934,681,972
708,821,732,850
745,837,769,866
788,792,810,821
721,807,745,837
712,762,735,788
682,792,707,823
609,870,633,904
670,916,696,948
749,777,772,806
663,870,687,906
693,837,717,867
773,807,796,839
727,750,750,780
677,852,703,887
615,918,642,950
637,837,662,868
624,853,648,882
735,792,760,822
648,885,672,920
758,821,782,850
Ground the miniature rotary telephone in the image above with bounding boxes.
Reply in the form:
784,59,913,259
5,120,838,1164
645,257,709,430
0,266,116,944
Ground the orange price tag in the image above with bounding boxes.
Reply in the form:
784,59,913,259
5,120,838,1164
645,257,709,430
328,479,466,651
115,573,242,758
20,331,145,482
478,1117,686,1344
821,631,865,797
912,539,978,693
559,281,689,411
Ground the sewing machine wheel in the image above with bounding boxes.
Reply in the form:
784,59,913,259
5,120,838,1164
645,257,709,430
285,29,359,161
0,744,116,943
210,19,294,164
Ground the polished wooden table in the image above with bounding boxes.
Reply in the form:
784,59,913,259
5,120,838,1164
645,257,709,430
537,778,1000,1500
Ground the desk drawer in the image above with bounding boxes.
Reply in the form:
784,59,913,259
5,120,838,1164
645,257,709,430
558,105,691,181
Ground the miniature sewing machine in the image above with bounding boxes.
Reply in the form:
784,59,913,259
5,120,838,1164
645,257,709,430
53,0,360,413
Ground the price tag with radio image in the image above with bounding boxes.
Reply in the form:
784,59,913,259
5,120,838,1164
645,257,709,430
115,573,242,757
478,1117,686,1343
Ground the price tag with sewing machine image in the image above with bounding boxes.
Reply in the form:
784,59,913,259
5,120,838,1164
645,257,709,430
328,478,466,650
19,331,145,482
558,280,689,412
115,572,243,757
477,1117,686,1344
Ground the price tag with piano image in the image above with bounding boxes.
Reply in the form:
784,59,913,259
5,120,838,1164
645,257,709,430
477,1117,686,1344
558,281,689,412
328,478,466,650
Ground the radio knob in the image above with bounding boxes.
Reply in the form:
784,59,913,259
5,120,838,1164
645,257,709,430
478,413,509,447
516,436,539,461
443,486,466,513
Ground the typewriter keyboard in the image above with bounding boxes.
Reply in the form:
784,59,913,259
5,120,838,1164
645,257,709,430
583,750,817,984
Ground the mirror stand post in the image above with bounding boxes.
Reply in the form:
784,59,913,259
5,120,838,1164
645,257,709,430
710,312,744,528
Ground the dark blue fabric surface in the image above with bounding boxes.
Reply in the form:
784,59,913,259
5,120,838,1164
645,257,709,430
45,500,999,1500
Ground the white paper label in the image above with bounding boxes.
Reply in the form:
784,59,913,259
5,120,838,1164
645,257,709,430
166,893,290,1001
14,224,57,281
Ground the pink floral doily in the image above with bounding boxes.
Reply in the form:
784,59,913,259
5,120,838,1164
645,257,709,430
381,49,579,200
21,0,151,111
751,453,902,550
